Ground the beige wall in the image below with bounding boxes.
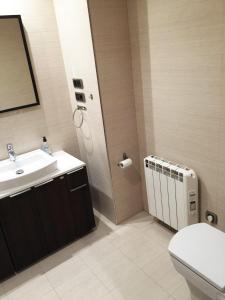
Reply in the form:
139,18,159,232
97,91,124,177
89,0,143,223
128,0,225,230
53,0,115,222
0,0,79,159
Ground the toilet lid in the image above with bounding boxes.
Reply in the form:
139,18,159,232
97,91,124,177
169,223,225,292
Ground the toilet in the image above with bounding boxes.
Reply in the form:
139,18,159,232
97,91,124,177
168,223,225,300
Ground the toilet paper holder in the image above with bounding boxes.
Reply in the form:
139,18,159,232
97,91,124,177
122,153,128,160
117,153,128,166
117,153,133,169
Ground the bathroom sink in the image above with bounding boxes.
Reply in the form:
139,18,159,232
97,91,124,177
0,149,57,191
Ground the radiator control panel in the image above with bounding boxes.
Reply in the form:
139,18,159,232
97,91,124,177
189,191,197,214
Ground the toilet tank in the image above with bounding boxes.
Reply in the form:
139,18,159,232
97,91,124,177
144,155,199,230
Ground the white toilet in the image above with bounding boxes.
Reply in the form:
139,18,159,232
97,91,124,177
168,223,225,300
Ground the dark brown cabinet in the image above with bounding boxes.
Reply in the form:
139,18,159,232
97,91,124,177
68,184,95,237
34,176,75,253
0,226,14,280
0,166,95,280
65,168,95,236
0,188,46,271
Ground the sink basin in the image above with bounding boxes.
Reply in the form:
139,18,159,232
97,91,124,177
0,149,57,191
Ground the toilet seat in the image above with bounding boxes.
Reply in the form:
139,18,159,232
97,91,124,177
168,223,225,292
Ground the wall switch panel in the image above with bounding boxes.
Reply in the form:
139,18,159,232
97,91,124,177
73,79,84,89
75,92,86,103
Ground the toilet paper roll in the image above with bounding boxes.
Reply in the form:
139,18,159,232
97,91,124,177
118,158,132,169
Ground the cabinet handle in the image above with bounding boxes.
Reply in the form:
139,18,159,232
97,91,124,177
59,176,64,180
34,179,54,188
10,188,31,198
70,183,87,193
67,167,84,175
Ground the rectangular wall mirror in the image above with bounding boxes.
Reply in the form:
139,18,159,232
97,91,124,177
0,15,39,113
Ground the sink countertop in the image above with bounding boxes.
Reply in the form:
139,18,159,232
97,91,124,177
0,150,85,199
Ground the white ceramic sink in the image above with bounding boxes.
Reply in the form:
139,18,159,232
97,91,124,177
0,149,57,191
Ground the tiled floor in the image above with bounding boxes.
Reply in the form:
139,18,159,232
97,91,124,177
0,211,191,300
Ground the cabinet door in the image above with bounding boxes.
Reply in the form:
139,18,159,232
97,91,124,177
68,183,95,237
34,177,75,253
0,189,46,271
0,226,14,281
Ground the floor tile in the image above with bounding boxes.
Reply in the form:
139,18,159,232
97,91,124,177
84,247,128,271
59,271,109,300
172,281,191,300
0,286,6,298
3,267,52,300
121,211,155,231
0,288,8,300
110,277,169,300
41,291,60,300
39,244,82,275
97,293,116,300
142,252,174,281
120,238,165,268
45,258,88,290
142,222,174,248
94,259,147,291
156,267,185,294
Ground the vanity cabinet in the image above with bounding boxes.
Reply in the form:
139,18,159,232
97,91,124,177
0,189,46,271
0,226,14,280
68,184,95,237
0,166,95,278
34,176,75,253
66,168,95,237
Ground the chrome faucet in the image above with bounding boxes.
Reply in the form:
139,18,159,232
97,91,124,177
7,143,16,162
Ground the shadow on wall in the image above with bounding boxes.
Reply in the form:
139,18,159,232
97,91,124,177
90,186,116,223
76,115,115,223
122,166,142,186
128,0,155,211
79,114,94,155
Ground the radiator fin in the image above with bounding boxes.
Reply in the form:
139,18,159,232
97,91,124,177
160,173,170,226
167,176,178,230
153,171,163,222
144,166,157,217
176,179,186,230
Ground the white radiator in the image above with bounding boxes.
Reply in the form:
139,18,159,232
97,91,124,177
144,155,198,230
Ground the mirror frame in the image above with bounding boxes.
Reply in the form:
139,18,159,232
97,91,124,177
0,15,39,113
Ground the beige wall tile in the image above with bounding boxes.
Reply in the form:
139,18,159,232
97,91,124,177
128,0,225,229
89,0,144,223
0,0,79,159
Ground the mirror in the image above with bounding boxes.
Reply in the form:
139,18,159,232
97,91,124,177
0,15,39,113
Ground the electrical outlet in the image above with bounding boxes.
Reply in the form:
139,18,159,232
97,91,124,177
205,210,218,224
